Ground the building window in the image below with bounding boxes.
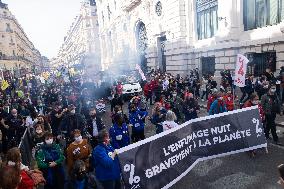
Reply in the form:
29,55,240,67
155,1,162,16
247,52,276,76
196,0,218,40
137,22,148,54
201,57,216,75
244,0,284,31
6,23,12,32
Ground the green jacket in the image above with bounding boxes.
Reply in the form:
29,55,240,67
36,143,65,169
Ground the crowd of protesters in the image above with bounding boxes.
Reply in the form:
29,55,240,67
0,66,283,189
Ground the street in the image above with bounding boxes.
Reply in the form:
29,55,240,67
101,103,284,189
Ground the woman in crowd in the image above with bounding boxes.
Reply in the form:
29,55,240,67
209,92,227,115
33,123,46,147
162,110,178,131
4,147,35,189
66,129,92,176
109,114,130,148
36,115,52,133
36,132,65,189
0,164,21,189
224,88,235,111
92,129,121,189
183,93,199,121
66,160,91,189
151,102,167,134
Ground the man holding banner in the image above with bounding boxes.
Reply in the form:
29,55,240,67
117,106,267,189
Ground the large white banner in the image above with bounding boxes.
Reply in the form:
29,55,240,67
234,54,249,87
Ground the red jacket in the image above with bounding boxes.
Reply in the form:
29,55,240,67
150,80,158,91
224,94,234,111
143,83,150,97
243,101,265,121
116,84,123,95
207,96,216,112
18,170,34,189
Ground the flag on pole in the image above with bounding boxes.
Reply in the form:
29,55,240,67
1,80,9,90
135,64,146,81
234,54,249,87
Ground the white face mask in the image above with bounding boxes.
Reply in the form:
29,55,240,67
75,136,83,143
252,100,259,105
270,88,276,93
70,110,76,114
45,139,53,145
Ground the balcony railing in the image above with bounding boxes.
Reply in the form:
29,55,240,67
0,55,33,63
121,0,141,11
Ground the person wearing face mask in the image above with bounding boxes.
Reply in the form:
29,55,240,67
183,93,200,121
91,129,121,189
170,92,185,124
36,132,65,189
243,93,265,157
111,105,129,125
35,115,52,133
60,104,87,144
129,103,148,142
109,114,130,148
66,129,92,176
224,88,235,111
209,92,227,115
66,160,92,189
50,105,67,137
32,124,46,148
261,84,282,145
150,102,167,134
87,108,106,148
2,109,25,150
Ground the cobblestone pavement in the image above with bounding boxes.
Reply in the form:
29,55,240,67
101,103,284,189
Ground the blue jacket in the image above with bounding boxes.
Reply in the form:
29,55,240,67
209,99,227,115
92,144,121,181
109,123,130,149
129,110,148,132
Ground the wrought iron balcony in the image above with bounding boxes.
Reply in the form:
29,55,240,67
0,55,33,63
121,0,141,11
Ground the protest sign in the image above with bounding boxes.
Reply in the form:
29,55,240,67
1,80,10,90
234,54,249,87
117,106,267,189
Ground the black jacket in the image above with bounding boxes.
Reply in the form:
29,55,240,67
60,113,86,137
86,116,105,137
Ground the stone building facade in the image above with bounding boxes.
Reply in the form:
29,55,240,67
96,0,284,76
55,1,101,77
0,0,42,73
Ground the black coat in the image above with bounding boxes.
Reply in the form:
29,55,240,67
86,116,105,137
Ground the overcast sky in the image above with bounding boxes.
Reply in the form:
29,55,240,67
3,0,82,59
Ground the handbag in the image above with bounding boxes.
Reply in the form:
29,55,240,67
27,169,46,186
